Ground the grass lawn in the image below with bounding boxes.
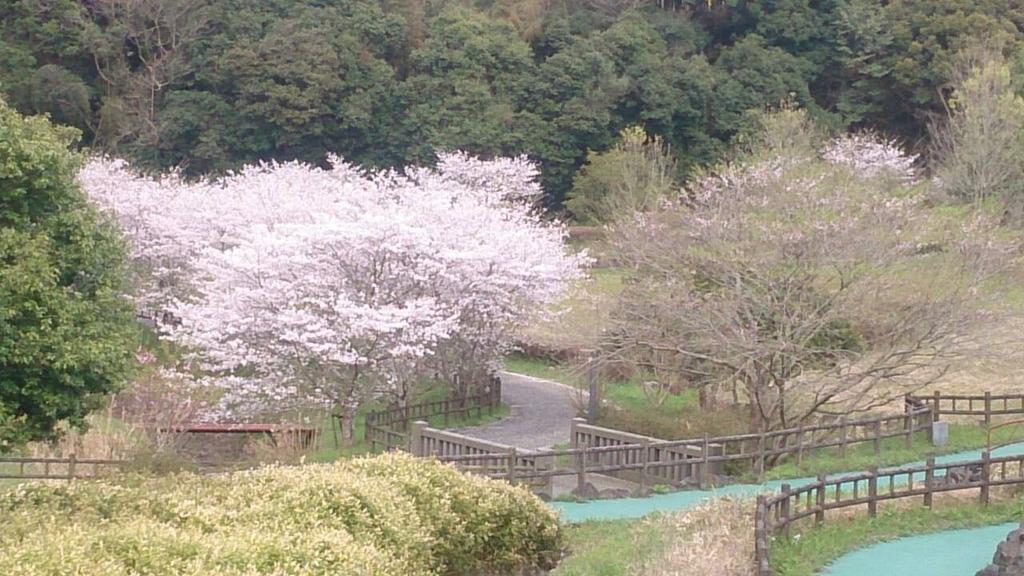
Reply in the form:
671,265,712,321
770,495,1024,576
553,518,669,576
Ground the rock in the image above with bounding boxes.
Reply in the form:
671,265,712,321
597,488,631,499
571,481,600,500
977,524,1024,576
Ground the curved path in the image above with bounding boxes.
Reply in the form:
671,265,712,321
552,443,1024,523
453,371,579,450
823,523,1015,576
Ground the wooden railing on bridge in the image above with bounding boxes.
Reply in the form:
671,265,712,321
419,400,935,496
754,451,1024,575
0,454,127,481
365,376,502,452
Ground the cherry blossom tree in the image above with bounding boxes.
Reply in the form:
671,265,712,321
608,111,1007,434
84,154,586,441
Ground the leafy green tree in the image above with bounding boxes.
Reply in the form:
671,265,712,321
931,48,1024,223
0,101,135,449
566,126,677,223
404,8,538,160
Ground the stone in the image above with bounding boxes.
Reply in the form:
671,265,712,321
932,421,949,446
597,487,631,499
977,524,1024,576
571,481,600,500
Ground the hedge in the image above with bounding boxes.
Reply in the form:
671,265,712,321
0,453,561,575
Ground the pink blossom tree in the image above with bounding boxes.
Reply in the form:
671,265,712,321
84,154,585,441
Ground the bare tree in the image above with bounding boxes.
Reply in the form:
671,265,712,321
607,110,1008,433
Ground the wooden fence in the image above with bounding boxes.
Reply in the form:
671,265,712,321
911,391,1024,427
0,455,127,481
365,375,502,452
754,451,1024,575
419,401,934,496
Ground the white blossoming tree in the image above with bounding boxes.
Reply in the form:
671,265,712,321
84,154,585,442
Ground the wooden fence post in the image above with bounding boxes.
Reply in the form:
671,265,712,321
755,495,771,576
68,453,77,480
701,433,711,489
409,420,427,457
815,473,827,526
639,440,649,492
904,400,914,449
933,390,942,423
873,420,882,455
780,483,792,538
868,466,878,518
839,417,848,459
924,458,935,508
981,451,991,506
796,425,805,466
507,448,517,484
984,392,993,428
757,432,767,483
576,442,589,493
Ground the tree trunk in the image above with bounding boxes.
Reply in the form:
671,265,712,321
339,405,358,446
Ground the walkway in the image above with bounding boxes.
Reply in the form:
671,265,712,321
453,371,580,450
823,523,1015,576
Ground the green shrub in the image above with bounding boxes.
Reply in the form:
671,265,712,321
0,453,561,575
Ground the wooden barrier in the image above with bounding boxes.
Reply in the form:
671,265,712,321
571,419,724,488
410,422,554,494
910,391,1024,427
425,401,935,495
0,454,127,480
754,451,1024,575
365,375,502,451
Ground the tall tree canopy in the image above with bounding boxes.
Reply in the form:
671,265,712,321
0,100,135,449
3,0,1023,209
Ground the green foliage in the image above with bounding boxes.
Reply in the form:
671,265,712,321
931,48,1024,221
3,1,1023,207
566,126,677,223
0,100,135,449
0,453,562,575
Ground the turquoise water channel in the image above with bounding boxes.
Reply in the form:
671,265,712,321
551,443,1024,575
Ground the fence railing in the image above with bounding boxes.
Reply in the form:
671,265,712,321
365,376,502,452
423,402,935,493
414,402,934,497
0,454,128,480
754,451,1024,575
910,391,1024,426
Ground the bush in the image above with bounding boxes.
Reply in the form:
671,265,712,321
0,453,562,575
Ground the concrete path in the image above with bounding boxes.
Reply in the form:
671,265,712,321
453,371,581,450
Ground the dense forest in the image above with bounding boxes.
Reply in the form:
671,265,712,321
3,0,1024,207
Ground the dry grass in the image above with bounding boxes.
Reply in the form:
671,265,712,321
633,498,756,576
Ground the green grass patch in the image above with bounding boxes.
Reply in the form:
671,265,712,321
554,517,668,576
763,423,1024,481
504,356,579,386
771,496,1024,576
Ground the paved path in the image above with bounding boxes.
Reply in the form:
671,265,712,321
453,371,580,450
823,523,1015,576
